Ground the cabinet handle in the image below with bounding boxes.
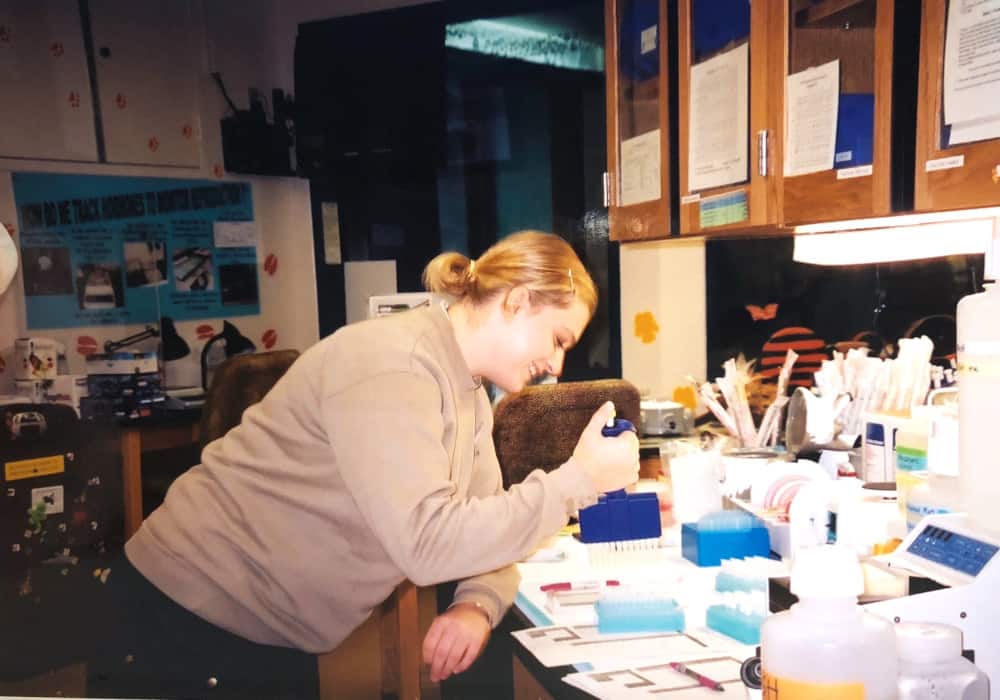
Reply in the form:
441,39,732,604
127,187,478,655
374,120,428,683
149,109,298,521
757,130,769,177
602,171,611,208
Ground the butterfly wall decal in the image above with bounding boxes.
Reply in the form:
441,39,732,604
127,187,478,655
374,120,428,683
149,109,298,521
745,303,779,321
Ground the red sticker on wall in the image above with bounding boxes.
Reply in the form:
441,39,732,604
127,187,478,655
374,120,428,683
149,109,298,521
76,336,98,356
148,136,160,152
196,324,215,340
263,254,278,276
115,93,127,110
68,91,80,108
181,124,193,139
261,329,277,349
50,42,64,57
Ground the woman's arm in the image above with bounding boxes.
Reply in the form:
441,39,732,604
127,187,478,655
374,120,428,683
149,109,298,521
325,370,597,586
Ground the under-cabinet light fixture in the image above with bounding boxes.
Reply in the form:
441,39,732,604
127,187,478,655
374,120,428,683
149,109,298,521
792,208,1000,266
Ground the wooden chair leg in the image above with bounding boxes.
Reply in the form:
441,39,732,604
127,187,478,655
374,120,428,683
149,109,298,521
381,580,421,699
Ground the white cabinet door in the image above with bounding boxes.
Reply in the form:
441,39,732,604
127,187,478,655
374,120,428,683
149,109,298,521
88,0,201,167
0,0,99,161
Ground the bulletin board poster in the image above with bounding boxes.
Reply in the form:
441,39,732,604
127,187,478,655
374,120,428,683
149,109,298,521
12,172,259,330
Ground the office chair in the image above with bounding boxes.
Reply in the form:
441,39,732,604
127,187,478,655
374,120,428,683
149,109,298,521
492,379,642,488
197,349,300,448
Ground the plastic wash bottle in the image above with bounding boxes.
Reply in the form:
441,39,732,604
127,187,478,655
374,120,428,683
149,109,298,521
760,544,897,699
957,234,1000,535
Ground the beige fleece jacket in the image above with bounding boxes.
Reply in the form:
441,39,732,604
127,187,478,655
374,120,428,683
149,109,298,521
126,305,599,652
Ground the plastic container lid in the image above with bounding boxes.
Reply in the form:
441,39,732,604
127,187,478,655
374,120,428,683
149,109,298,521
896,622,962,664
790,544,864,599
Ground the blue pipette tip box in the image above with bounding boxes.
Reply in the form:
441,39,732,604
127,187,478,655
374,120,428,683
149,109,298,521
596,596,685,634
706,604,763,645
681,512,770,567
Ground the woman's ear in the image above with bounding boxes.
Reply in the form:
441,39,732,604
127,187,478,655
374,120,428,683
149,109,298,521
503,285,532,317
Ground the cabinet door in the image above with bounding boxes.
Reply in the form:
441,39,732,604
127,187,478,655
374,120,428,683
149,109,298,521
605,0,671,241
914,0,1000,212
0,0,98,161
88,0,201,167
678,0,779,234
779,0,895,225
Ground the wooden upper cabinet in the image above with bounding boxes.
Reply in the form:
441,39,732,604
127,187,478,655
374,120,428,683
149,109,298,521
605,0,672,241
778,0,897,225
914,0,1000,212
678,0,779,235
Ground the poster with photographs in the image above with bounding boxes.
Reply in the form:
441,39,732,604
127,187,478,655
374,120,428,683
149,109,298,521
12,173,259,329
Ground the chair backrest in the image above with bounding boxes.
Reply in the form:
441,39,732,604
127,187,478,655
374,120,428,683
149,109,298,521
198,349,300,447
492,378,641,488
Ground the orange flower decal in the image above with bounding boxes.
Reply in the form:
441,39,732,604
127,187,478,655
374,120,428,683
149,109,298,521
634,311,659,344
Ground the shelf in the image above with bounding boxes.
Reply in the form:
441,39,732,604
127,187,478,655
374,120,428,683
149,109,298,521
795,0,876,29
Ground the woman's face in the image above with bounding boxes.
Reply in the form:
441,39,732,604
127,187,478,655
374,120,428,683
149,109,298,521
485,290,591,393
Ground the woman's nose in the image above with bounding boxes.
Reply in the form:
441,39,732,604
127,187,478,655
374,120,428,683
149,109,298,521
546,351,565,377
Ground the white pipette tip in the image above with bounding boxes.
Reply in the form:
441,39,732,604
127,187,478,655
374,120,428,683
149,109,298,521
606,404,616,428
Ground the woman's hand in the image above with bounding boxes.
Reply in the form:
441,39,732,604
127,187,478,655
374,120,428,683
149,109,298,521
422,602,491,683
571,402,640,493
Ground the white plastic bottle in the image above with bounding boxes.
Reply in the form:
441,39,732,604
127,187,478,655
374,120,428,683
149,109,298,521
896,622,988,700
760,545,897,699
956,236,1000,536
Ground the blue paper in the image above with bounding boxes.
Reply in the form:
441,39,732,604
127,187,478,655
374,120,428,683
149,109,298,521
692,0,751,63
834,93,875,168
618,0,660,82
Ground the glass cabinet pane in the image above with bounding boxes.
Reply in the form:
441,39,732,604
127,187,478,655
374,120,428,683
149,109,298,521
786,0,877,174
687,0,751,191
939,0,1000,149
615,0,661,206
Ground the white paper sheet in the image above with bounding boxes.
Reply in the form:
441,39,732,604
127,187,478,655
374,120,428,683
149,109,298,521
944,0,1000,126
213,220,258,248
321,201,342,264
619,129,662,207
688,42,749,191
784,60,840,177
564,656,747,699
949,113,1000,146
511,623,746,668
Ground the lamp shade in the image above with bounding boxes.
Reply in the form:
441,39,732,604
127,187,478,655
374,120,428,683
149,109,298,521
160,316,191,361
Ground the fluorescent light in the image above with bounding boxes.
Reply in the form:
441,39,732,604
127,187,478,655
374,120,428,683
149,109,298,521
793,207,1000,234
793,218,995,266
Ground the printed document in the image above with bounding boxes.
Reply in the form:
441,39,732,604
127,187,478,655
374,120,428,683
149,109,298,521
785,60,840,177
943,0,1000,125
688,42,749,191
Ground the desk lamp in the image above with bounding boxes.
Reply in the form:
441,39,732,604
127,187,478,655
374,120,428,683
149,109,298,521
200,320,256,390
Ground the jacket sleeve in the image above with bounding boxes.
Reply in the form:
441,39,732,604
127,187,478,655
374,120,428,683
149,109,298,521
449,396,520,627
323,368,598,587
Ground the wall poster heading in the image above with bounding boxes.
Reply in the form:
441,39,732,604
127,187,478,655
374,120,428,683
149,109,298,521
13,172,259,330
